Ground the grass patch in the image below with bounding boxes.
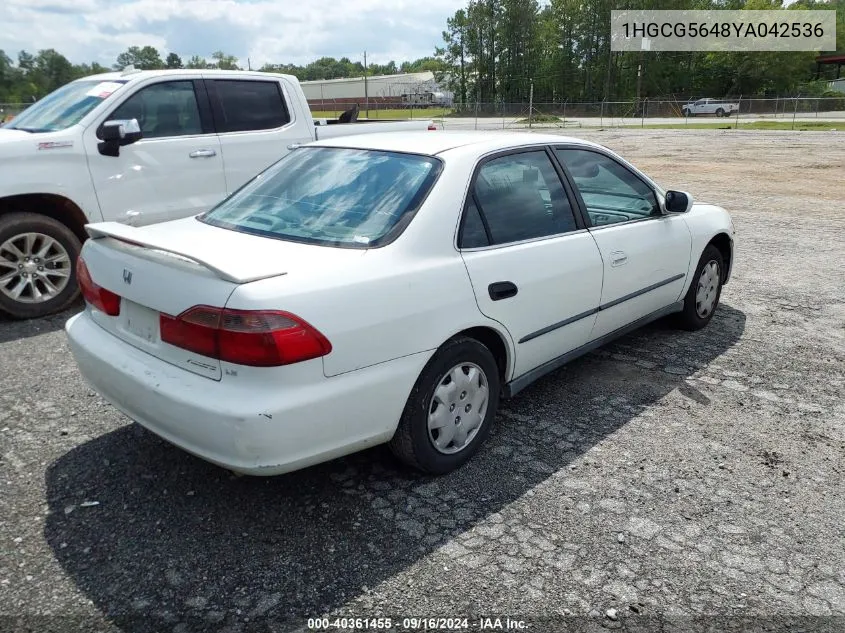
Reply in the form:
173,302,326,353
632,120,842,131
310,108,451,120
515,113,562,124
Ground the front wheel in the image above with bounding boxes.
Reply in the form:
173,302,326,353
715,108,725,117
0,212,81,319
389,336,501,474
675,244,724,331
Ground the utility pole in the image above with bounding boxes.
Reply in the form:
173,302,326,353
247,57,252,71
636,52,643,117
637,39,650,118
528,79,534,129
363,51,369,118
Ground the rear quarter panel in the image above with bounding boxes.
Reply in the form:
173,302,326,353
225,249,508,378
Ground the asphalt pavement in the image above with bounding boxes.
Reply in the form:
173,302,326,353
1,129,843,633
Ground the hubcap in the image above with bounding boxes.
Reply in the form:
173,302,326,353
695,260,720,318
0,232,71,304
427,362,489,455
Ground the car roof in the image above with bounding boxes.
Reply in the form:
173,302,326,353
307,131,603,157
75,69,298,83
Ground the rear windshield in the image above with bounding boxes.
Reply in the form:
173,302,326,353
199,147,442,248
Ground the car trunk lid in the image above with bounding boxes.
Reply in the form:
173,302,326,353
80,218,358,380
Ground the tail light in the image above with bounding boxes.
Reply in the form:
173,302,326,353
76,257,121,316
160,305,332,367
427,124,437,131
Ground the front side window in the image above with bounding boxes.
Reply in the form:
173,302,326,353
200,147,441,247
462,150,577,247
210,80,290,132
109,81,203,139
5,79,128,133
554,148,660,227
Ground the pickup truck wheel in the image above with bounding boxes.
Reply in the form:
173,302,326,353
675,245,724,331
389,336,500,474
0,213,81,320
716,108,725,117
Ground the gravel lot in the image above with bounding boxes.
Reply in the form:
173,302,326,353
1,129,843,633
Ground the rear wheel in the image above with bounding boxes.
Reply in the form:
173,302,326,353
716,108,725,117
389,336,500,474
675,244,724,331
0,212,81,319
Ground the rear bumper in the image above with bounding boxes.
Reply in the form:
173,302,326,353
65,311,426,475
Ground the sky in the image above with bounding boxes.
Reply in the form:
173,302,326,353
2,0,466,68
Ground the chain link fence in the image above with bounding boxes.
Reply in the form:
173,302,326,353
442,96,845,128
4,96,843,127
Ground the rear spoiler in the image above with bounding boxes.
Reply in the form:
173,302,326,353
85,222,286,284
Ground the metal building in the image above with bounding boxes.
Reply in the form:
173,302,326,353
301,72,452,108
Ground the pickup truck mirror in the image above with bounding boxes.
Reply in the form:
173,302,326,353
98,118,142,157
664,190,693,214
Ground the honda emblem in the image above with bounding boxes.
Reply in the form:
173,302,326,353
123,269,133,285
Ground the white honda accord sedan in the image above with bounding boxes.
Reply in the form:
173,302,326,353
66,131,735,476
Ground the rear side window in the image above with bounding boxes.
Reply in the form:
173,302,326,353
459,197,490,248
210,80,290,132
467,151,578,246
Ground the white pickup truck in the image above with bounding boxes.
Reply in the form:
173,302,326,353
0,68,435,319
681,98,740,117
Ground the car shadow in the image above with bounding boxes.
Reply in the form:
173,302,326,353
0,300,82,344
44,305,746,632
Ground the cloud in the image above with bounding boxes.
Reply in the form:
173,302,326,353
1,0,462,68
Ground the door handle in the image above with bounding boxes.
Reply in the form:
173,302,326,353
610,251,628,267
189,149,217,158
489,281,518,301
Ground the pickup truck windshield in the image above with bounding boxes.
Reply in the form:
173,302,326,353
4,79,127,133
199,147,442,248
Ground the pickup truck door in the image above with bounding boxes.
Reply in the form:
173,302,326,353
83,78,225,225
459,149,604,380
553,147,691,341
205,77,313,195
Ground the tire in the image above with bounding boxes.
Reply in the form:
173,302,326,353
675,244,724,331
716,108,725,117
389,336,501,475
0,212,82,320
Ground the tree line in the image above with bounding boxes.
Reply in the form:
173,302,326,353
1,0,843,105
438,0,845,104
0,45,444,104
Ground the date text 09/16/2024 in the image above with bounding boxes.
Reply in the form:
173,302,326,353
307,617,529,630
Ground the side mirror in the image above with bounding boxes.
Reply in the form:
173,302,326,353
664,190,693,213
98,119,142,157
